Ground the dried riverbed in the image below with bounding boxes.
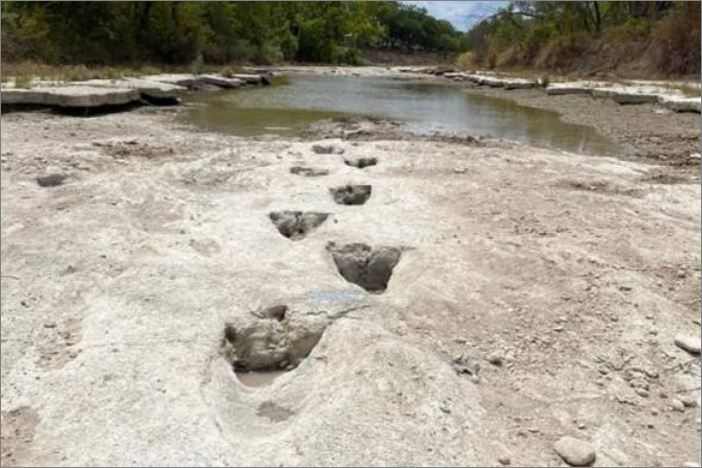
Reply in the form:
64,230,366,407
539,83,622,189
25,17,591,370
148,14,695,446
1,70,701,466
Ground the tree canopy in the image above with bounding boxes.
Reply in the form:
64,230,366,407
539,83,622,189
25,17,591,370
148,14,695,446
1,1,467,65
463,1,700,76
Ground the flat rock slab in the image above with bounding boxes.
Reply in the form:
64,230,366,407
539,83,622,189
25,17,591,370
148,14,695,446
554,436,596,466
2,86,140,107
660,96,702,113
141,73,199,88
1,89,52,106
502,78,538,90
198,75,244,89
228,73,271,85
67,78,186,102
591,88,659,104
143,73,266,89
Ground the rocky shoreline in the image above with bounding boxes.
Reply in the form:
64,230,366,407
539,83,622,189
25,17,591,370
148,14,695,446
0,72,272,111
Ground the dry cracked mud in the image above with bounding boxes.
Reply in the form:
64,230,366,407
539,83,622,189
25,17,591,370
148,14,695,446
1,99,700,466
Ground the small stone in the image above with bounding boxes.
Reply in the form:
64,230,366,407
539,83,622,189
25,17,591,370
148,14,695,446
498,455,511,466
636,389,650,398
680,396,698,408
688,153,701,161
554,436,596,466
311,144,344,155
674,334,701,355
487,353,504,367
44,321,57,329
651,407,659,416
618,284,633,292
453,167,467,174
670,399,686,412
36,173,68,187
677,269,687,279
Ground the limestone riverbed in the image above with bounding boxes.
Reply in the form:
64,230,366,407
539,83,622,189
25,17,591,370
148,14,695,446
1,69,701,466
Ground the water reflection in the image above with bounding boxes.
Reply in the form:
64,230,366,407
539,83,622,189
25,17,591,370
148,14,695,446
182,74,619,156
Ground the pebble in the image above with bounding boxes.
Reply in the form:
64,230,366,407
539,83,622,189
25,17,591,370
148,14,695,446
497,455,511,466
36,173,68,188
311,144,344,155
680,396,698,408
553,436,596,466
636,389,650,398
43,321,57,329
487,353,504,367
670,399,686,412
674,334,701,355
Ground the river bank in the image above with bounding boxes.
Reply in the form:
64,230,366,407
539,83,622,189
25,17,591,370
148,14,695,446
1,84,700,466
459,84,701,183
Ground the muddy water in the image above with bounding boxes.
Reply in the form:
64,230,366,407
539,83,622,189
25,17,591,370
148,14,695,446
182,74,620,155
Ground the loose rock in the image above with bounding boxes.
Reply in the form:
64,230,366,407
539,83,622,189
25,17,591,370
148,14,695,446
312,144,344,155
36,174,68,187
497,455,511,466
553,436,596,467
674,334,701,354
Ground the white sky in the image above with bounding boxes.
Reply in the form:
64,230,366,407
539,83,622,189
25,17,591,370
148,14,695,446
401,1,507,31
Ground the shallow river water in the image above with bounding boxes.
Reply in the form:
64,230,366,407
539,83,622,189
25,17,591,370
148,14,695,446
183,74,619,155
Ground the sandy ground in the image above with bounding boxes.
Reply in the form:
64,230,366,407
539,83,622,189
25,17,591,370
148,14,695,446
1,93,700,467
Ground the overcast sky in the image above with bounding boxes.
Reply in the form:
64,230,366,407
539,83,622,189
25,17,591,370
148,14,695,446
401,1,506,31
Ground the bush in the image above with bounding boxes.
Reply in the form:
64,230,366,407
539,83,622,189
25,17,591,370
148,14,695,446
455,51,474,70
653,2,701,76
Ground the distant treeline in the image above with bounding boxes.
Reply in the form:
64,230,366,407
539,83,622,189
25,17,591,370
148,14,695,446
462,1,700,76
0,2,467,65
